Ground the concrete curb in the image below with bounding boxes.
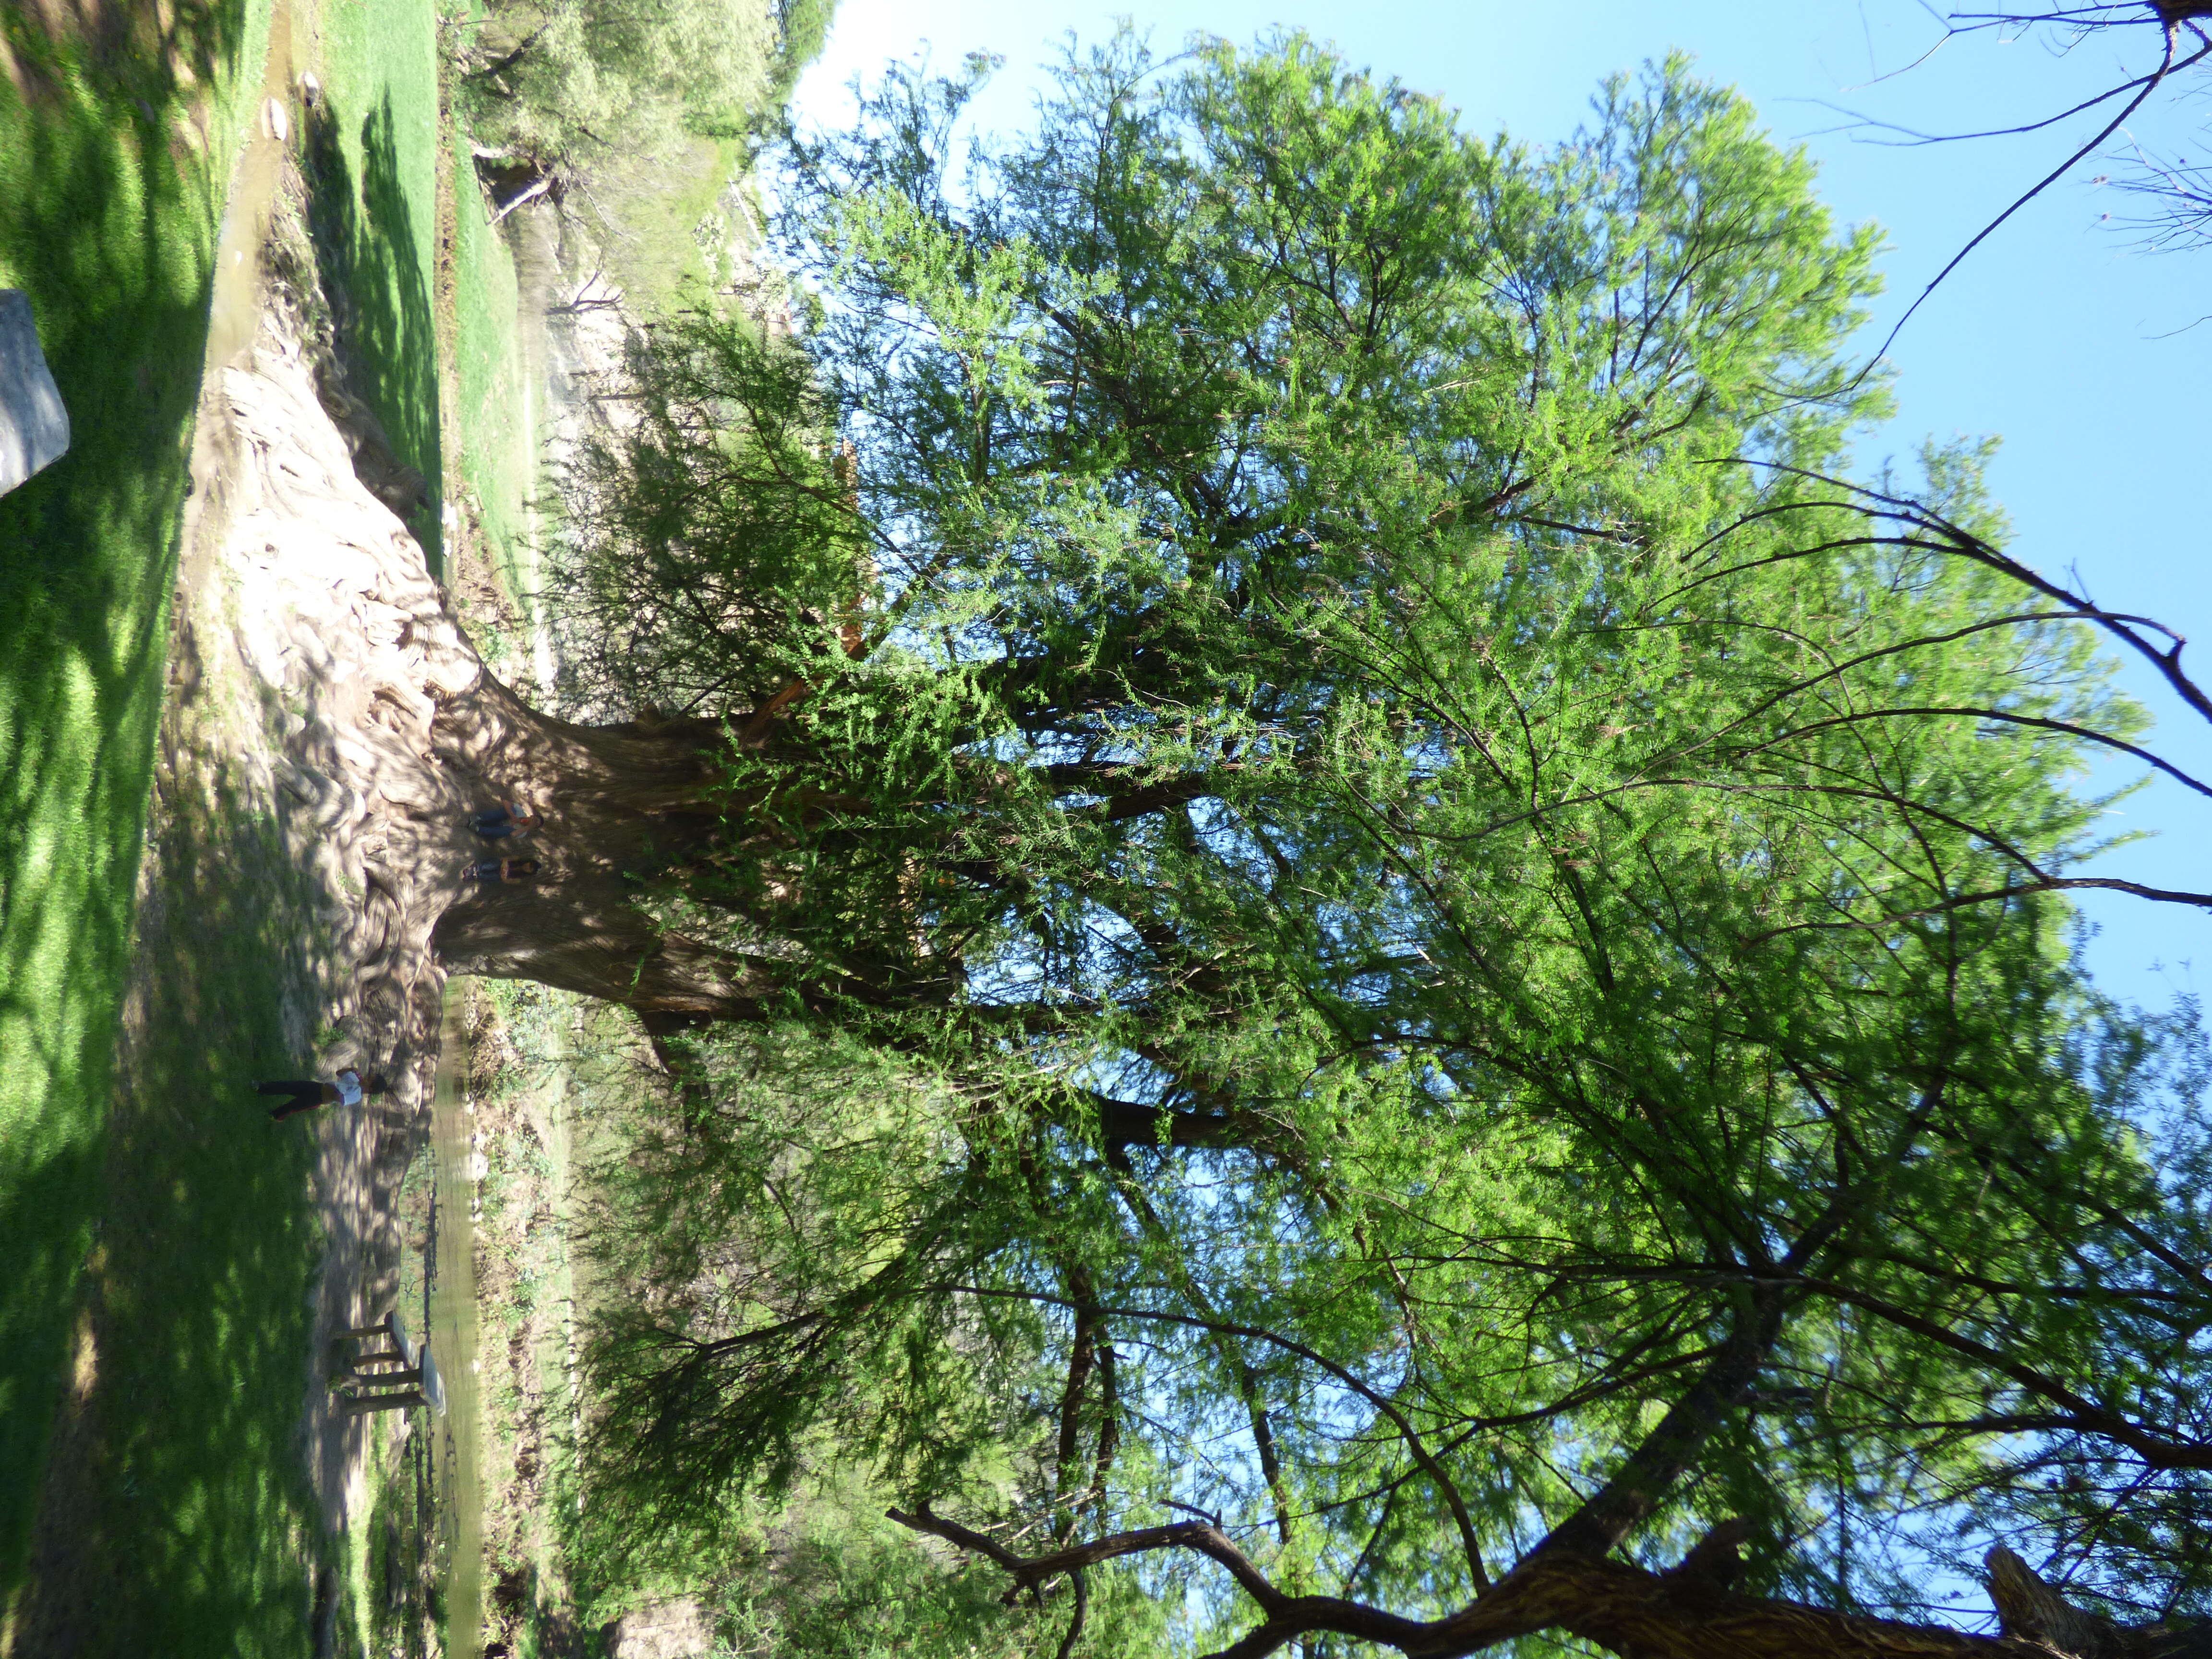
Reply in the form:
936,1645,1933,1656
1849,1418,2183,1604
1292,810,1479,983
0,289,70,497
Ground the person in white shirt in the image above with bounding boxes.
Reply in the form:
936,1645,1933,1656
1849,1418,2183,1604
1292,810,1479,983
255,1068,384,1121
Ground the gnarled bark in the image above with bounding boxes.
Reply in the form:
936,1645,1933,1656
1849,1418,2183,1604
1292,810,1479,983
215,258,791,1062
1986,1547,2212,1659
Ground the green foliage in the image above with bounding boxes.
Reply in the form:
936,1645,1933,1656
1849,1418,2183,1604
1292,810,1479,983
582,1028,1010,1532
586,133,753,313
553,308,858,712
456,0,784,171
557,31,2212,1639
709,1477,1168,1658
721,1529,1025,1659
579,1037,1172,1645
769,0,836,104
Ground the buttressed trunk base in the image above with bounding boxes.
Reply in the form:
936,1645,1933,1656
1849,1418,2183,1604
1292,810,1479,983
209,279,760,1087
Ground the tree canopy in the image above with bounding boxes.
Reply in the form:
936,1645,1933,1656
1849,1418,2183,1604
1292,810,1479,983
544,34,2212,1656
454,0,822,176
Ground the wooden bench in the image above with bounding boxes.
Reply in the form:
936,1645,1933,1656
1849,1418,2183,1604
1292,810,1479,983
333,1310,446,1417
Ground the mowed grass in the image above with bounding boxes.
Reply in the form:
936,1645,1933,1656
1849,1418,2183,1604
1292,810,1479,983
16,0,463,1641
0,0,270,1591
0,0,454,1643
308,0,445,568
6,753,335,1657
447,126,534,596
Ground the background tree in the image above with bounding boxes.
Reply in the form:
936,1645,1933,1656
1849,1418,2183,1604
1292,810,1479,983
451,0,826,196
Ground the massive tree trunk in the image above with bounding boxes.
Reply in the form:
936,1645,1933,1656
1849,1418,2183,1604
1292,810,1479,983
212,277,776,1076
423,679,768,1020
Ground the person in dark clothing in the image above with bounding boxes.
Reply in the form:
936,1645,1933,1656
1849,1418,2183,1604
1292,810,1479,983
471,802,541,839
256,1068,386,1121
469,855,541,884
257,1080,334,1119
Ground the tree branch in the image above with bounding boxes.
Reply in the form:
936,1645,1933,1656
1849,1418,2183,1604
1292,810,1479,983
1530,1283,1790,1562
1799,1275,2212,1471
886,1505,2091,1658
930,1281,1491,1590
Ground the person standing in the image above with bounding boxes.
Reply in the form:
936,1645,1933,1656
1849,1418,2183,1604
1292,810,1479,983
254,1067,383,1122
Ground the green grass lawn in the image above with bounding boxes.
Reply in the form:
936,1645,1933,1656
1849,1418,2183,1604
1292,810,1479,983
308,0,445,569
0,0,453,1641
0,0,272,1595
447,125,534,599
7,751,337,1656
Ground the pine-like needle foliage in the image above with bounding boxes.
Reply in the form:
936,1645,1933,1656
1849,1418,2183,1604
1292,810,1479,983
562,35,2212,1645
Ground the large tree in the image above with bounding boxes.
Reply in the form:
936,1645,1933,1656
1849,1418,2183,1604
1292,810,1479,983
245,32,2212,1656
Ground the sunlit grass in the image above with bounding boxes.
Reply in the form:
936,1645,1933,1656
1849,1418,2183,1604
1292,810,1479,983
310,0,445,567
0,0,271,1589
447,126,534,597
33,760,332,1655
0,0,449,1640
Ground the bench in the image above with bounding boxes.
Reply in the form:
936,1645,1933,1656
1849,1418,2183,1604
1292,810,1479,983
333,1310,447,1417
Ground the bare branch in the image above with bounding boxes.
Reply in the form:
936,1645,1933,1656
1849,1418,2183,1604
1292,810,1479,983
1863,21,2211,363
885,1504,2094,1658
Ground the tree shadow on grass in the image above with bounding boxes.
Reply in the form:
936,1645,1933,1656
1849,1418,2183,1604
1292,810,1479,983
8,747,335,1658
0,9,450,1634
1,0,243,110
0,0,246,1594
300,87,445,572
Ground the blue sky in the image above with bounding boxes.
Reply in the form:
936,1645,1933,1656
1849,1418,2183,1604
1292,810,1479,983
792,1,2212,1015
